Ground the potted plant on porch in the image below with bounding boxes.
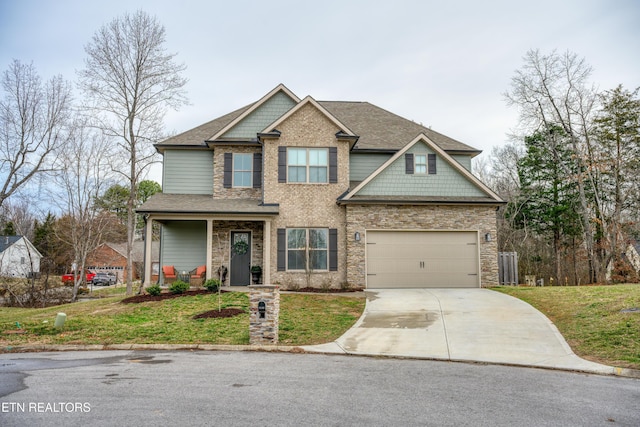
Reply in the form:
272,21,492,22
250,265,262,284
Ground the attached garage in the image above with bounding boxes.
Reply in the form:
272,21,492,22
366,231,480,288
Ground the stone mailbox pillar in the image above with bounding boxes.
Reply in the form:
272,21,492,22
248,285,279,345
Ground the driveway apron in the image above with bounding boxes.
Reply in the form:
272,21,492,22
304,288,615,374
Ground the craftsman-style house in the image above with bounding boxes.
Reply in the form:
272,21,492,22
137,84,503,289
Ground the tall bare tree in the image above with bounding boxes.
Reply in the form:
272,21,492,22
505,49,602,282
53,120,116,301
78,10,188,295
0,60,72,208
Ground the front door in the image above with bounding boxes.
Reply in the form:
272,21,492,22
230,231,251,285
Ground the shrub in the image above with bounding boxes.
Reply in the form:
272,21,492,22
169,280,189,294
204,279,221,292
146,285,162,296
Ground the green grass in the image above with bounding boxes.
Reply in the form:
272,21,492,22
494,284,640,369
0,291,364,348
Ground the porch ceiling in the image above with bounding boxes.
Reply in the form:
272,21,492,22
136,194,279,216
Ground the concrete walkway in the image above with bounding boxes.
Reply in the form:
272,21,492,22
303,288,620,375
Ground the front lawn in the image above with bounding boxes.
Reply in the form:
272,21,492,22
494,284,640,369
0,290,365,348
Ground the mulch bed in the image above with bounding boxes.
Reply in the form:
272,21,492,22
192,308,245,319
121,289,223,304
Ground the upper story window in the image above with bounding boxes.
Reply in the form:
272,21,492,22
223,152,262,189
415,154,428,174
287,148,328,183
233,153,253,187
405,153,437,175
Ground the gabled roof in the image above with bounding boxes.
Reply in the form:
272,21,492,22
340,133,503,204
0,235,42,258
209,84,300,142
103,242,160,263
0,235,22,253
155,85,481,155
261,96,357,138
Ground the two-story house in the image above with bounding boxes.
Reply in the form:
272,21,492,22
137,84,504,289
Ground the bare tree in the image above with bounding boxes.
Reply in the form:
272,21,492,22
504,49,602,282
77,10,188,295
0,60,72,209
52,120,116,301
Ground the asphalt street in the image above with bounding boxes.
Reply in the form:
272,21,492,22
1,350,639,427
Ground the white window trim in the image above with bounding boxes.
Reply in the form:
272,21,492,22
286,228,329,271
414,153,428,175
287,147,329,184
232,153,253,188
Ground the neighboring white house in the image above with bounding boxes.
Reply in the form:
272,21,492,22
625,240,640,273
0,235,42,278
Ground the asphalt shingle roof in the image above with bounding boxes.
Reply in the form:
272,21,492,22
155,95,479,154
0,235,22,253
319,101,479,153
137,194,279,215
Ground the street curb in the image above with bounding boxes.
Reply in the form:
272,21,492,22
2,343,639,379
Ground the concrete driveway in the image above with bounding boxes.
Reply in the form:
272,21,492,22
303,288,617,374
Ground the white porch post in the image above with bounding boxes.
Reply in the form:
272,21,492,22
143,216,153,287
206,219,213,281
263,219,271,284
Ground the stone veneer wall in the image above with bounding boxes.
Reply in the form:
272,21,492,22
345,204,499,288
249,285,279,345
210,220,264,284
212,145,262,199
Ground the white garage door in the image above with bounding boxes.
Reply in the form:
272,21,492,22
366,231,479,288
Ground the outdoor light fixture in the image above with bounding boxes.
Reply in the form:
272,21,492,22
484,233,492,242
354,232,361,241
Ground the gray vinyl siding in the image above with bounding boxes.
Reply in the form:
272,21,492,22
349,152,392,181
451,154,472,171
357,141,487,198
163,150,214,194
160,221,207,278
222,91,297,139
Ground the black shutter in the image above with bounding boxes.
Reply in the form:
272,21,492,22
277,228,286,271
223,153,233,188
253,152,262,188
278,147,287,183
329,147,338,183
428,153,437,175
329,228,338,271
405,153,414,174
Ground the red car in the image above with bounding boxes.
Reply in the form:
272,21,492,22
61,270,96,285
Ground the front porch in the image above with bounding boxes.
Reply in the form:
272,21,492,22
138,195,279,288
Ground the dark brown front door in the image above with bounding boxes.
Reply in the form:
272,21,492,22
230,231,251,285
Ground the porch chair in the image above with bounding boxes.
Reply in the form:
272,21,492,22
162,265,177,284
190,265,206,287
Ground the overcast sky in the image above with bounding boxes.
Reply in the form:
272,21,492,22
1,0,639,184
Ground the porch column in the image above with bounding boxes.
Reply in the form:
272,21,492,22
206,219,213,281
263,219,271,284
143,216,153,287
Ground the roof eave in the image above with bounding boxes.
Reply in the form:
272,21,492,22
337,198,506,206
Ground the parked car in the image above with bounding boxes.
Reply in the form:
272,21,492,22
92,272,117,286
62,270,96,285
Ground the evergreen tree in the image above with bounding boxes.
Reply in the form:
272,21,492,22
507,126,582,282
